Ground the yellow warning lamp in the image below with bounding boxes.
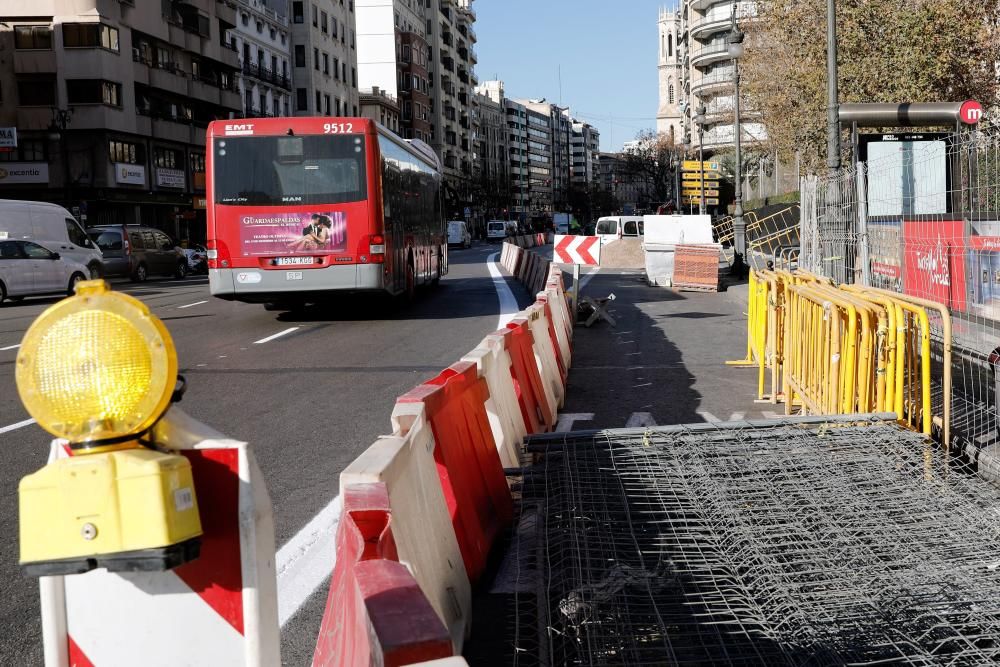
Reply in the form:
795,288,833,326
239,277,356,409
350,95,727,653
16,280,202,576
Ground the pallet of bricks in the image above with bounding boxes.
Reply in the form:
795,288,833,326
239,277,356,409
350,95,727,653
672,244,722,292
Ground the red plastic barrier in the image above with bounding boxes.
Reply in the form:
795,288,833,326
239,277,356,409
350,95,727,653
396,362,513,583
313,483,453,667
503,319,556,434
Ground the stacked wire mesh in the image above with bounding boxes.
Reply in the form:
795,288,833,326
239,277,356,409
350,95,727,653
513,418,1000,666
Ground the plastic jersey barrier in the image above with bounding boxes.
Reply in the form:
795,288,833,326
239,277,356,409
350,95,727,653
395,362,513,584
523,304,564,410
462,334,529,469
502,322,555,435
538,292,571,377
312,483,453,667
39,409,279,667
339,406,472,651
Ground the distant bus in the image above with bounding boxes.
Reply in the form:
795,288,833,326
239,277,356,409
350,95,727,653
205,117,446,307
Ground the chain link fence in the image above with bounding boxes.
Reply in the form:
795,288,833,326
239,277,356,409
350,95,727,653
800,127,1000,452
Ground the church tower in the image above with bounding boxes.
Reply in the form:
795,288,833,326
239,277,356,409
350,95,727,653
657,5,683,142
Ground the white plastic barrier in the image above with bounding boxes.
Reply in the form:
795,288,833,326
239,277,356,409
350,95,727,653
40,409,280,667
341,405,472,652
462,332,528,468
524,303,565,409
538,289,572,374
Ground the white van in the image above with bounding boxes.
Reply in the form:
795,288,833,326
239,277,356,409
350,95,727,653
486,220,509,242
447,220,472,248
0,200,104,277
594,216,645,244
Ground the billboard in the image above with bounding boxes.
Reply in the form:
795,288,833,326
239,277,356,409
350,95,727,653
239,211,347,256
902,219,966,312
861,133,950,217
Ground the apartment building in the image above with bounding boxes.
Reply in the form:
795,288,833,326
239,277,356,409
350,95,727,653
470,87,508,222
234,0,292,118
658,2,764,154
359,85,400,134
355,0,432,142
289,0,359,117
506,98,553,218
426,0,477,209
0,0,242,239
571,120,600,186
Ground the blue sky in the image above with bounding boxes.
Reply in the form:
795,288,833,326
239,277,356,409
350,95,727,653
475,0,668,152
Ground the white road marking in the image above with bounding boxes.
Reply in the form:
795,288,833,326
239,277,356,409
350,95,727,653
626,412,658,428
0,344,20,351
579,268,601,290
0,418,36,435
253,327,300,345
487,252,520,330
697,410,721,423
555,413,594,432
177,300,208,309
276,494,343,627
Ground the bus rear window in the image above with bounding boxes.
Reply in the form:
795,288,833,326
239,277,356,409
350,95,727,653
213,135,367,206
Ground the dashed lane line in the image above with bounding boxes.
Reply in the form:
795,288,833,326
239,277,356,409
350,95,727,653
177,300,209,309
253,327,300,345
0,418,36,435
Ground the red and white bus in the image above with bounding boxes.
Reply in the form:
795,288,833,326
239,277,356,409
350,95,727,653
205,117,446,307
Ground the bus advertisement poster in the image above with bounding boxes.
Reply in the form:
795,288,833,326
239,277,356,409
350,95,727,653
239,211,347,255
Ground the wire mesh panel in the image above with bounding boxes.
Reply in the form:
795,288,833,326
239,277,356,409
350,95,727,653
513,417,1000,666
800,128,1000,453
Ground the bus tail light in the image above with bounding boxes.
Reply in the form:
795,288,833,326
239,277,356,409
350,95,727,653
206,240,231,269
368,235,386,263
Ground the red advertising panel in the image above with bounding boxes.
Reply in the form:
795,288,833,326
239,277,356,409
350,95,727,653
902,220,966,312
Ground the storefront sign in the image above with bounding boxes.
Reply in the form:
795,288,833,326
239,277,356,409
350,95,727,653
114,163,146,185
193,196,207,210
156,168,185,188
0,162,48,184
0,128,17,150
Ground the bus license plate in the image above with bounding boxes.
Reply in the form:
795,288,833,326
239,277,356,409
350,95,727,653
286,271,303,280
276,256,314,265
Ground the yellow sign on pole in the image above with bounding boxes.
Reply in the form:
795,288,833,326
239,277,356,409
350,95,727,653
683,189,720,198
682,160,721,172
682,179,721,189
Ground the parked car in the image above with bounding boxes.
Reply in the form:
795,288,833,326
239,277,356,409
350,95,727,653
447,220,472,249
86,225,189,281
0,239,90,305
594,216,645,244
0,199,104,279
486,220,509,242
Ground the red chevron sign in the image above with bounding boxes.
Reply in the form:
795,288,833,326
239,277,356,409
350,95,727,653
554,235,601,266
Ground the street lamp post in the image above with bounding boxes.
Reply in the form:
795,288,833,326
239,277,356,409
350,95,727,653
682,134,692,213
728,5,746,275
671,154,680,209
48,107,74,209
694,104,707,215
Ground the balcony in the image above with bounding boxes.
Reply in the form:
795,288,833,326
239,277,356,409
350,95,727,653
691,69,734,96
440,55,454,72
691,12,732,39
244,104,276,118
457,69,468,84
442,30,453,47
691,42,732,68
149,63,189,96
242,61,292,90
14,50,57,74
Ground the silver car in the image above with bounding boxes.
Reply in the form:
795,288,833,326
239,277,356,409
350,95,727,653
0,239,89,305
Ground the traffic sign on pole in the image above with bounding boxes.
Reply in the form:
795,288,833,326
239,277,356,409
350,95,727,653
553,235,601,266
682,160,720,172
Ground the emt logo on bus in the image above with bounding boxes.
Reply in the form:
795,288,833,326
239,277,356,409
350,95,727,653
224,123,255,136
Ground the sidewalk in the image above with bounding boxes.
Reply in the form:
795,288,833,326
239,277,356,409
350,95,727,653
557,269,766,430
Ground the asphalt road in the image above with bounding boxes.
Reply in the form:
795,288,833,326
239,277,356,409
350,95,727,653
0,242,532,665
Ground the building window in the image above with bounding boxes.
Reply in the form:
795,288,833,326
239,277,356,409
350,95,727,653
352,67,357,88
154,147,181,169
315,90,321,112
668,34,673,58
668,84,674,105
321,11,328,33
403,101,412,121
342,62,347,81
273,98,280,116
296,87,307,110
14,25,52,50
334,57,340,80
324,94,331,115
0,139,46,163
332,17,338,37
109,140,144,165
312,4,318,27
292,2,304,23
336,98,341,116
323,52,329,75
313,47,319,70
67,79,122,107
256,21,263,33
294,45,305,67
63,23,120,52
351,29,355,49
190,152,206,174
270,28,277,39
16,76,56,106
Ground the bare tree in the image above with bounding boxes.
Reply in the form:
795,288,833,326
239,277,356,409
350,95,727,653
619,130,685,206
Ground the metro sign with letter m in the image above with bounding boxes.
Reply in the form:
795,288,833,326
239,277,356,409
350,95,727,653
554,235,601,266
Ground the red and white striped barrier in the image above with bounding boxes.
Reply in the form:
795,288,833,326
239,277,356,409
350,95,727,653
337,404,472,651
523,303,565,409
40,410,280,667
462,333,528,469
312,483,453,667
